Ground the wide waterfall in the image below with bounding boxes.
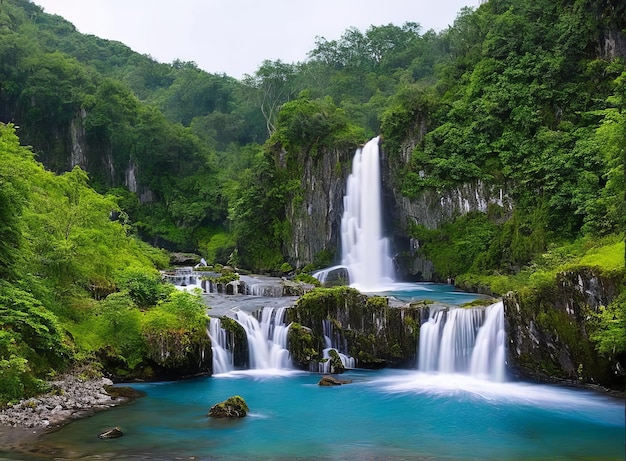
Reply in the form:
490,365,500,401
418,301,506,381
315,136,395,291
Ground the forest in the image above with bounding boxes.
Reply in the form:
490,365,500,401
0,0,624,403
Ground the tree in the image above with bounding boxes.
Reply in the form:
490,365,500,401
242,60,297,137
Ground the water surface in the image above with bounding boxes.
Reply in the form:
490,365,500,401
28,369,624,460
379,282,491,305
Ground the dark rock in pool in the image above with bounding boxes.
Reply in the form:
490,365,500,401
318,375,352,386
207,395,249,418
104,385,145,399
98,427,123,439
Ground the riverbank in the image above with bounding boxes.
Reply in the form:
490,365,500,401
0,373,138,458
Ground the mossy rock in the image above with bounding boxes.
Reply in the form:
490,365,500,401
328,349,345,374
216,316,249,368
207,395,249,418
289,286,421,369
287,322,319,369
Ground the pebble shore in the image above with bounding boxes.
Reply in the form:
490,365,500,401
0,374,130,455
0,375,120,429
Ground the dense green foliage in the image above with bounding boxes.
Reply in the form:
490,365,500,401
0,123,206,404
0,0,456,263
383,1,626,276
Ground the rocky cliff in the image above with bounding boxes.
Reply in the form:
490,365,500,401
503,267,624,390
286,287,420,370
280,144,354,269
279,136,515,280
380,139,513,281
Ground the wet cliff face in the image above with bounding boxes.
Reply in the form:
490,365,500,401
503,268,623,389
283,146,353,269
380,141,513,281
282,138,513,279
26,107,154,200
287,287,420,370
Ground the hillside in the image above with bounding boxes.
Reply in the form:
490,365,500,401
0,0,624,398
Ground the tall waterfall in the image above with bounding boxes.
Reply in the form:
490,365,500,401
342,136,395,291
233,307,291,370
315,136,395,291
418,301,506,381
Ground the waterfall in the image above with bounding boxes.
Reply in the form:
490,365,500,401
470,302,506,381
314,137,394,291
341,136,395,291
208,318,234,374
233,307,291,370
319,319,355,372
438,308,484,373
418,301,506,381
418,310,445,372
247,282,284,297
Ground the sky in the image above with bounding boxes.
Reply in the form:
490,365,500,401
33,0,478,80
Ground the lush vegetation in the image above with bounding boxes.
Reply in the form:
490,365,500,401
0,123,209,404
0,0,624,400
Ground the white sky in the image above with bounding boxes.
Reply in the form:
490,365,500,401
33,0,477,79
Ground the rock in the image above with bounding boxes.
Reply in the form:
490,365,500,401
0,374,138,430
327,349,346,374
104,385,145,399
169,252,202,265
318,375,352,386
206,396,249,418
98,426,123,439
289,286,421,370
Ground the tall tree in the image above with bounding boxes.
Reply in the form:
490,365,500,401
242,60,297,137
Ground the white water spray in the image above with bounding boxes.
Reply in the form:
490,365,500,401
418,301,506,381
470,302,506,381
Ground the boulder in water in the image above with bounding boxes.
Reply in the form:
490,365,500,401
98,427,123,439
318,375,352,386
104,385,145,399
207,395,249,418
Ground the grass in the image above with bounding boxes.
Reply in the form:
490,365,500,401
457,234,625,296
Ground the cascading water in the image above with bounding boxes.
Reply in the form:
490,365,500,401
470,302,506,381
319,319,355,372
208,318,234,374
341,136,395,291
233,307,291,370
314,136,395,291
418,301,506,381
437,308,484,373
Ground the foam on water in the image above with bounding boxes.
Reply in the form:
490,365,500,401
369,370,624,426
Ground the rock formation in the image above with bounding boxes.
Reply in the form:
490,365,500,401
504,267,624,390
